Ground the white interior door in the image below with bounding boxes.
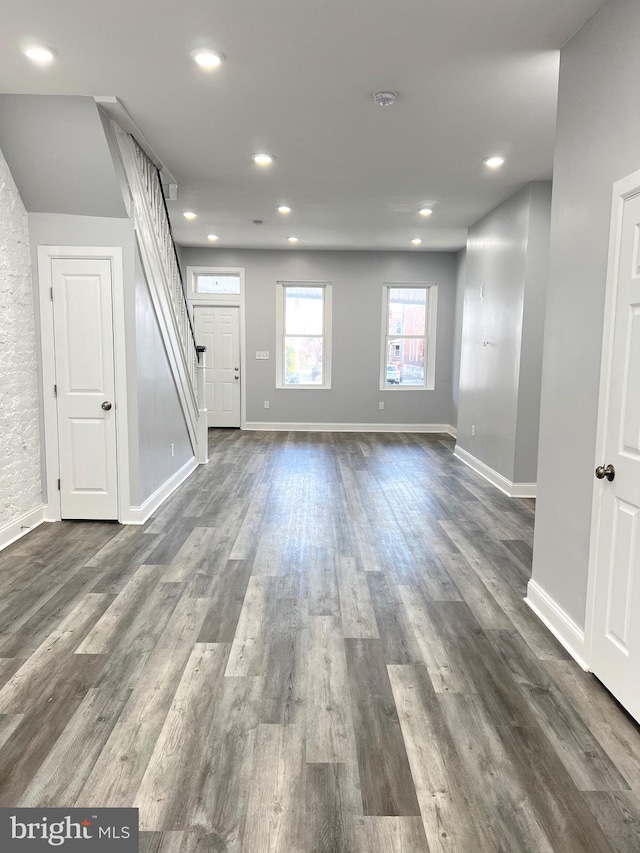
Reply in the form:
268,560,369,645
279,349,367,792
52,257,118,519
194,306,241,428
590,180,640,722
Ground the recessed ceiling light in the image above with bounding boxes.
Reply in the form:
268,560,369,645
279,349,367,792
23,44,56,63
253,153,274,167
207,234,219,242
288,237,299,244
183,211,197,220
419,208,433,217
411,238,422,246
191,49,224,69
484,156,505,169
278,205,292,214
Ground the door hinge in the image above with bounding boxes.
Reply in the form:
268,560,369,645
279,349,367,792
50,287,54,301
57,478,61,491
53,384,57,397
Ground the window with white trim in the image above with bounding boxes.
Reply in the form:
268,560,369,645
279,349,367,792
380,284,437,390
276,282,332,389
186,266,244,304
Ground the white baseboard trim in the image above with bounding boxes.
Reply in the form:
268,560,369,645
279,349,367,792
525,579,588,670
122,456,198,525
245,422,456,434
446,425,457,439
0,504,48,552
453,445,537,498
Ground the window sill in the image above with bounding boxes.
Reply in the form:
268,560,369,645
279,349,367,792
276,384,332,391
379,384,434,392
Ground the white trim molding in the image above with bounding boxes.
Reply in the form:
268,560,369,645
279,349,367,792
122,456,198,525
525,580,588,670
453,445,536,498
245,422,455,433
0,505,49,552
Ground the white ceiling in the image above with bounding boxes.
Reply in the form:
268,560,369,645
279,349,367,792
0,0,605,251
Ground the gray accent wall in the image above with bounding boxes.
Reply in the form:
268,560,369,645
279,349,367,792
532,0,640,628
181,248,457,426
456,182,551,483
134,245,193,504
451,249,466,427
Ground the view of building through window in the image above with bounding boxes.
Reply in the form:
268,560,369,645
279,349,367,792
385,287,427,386
284,286,325,385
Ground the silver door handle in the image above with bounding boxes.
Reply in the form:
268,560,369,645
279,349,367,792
595,464,615,482
101,401,112,411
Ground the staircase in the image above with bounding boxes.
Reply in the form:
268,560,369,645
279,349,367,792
111,125,208,464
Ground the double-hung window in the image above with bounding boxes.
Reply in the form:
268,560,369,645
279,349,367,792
276,282,332,389
381,283,437,390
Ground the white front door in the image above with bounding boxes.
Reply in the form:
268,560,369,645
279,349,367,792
589,177,640,722
194,306,241,428
52,257,118,519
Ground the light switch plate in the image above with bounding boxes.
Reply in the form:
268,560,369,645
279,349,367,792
256,351,269,360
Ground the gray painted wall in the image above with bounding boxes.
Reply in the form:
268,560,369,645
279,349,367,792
181,248,457,426
451,249,466,427
135,246,193,504
515,182,552,483
532,0,640,627
456,182,551,483
0,95,127,218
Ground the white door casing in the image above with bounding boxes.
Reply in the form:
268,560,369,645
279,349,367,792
587,172,640,723
195,306,241,428
52,258,119,519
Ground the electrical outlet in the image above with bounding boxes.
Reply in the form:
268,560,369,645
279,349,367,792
264,400,270,409
471,425,476,437
171,442,175,456
256,351,270,360
379,402,385,410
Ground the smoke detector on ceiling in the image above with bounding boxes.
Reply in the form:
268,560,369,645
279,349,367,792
373,90,397,107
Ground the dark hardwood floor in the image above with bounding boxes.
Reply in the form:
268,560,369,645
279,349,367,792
0,430,639,852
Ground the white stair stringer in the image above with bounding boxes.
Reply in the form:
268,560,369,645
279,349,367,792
113,125,200,453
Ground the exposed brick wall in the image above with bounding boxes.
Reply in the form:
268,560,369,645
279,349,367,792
0,147,42,525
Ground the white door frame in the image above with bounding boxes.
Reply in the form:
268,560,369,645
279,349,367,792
584,168,640,666
186,266,247,429
38,246,131,522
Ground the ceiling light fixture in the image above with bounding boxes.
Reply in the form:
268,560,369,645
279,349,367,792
277,205,291,214
288,237,299,244
253,153,274,167
207,234,219,241
183,211,197,220
191,49,224,69
419,208,433,217
483,156,505,169
373,90,397,107
411,238,422,246
23,44,56,63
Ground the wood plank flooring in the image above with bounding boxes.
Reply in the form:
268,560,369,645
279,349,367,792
1,429,639,852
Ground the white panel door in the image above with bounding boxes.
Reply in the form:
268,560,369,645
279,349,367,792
52,258,118,519
194,306,240,428
590,187,640,722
